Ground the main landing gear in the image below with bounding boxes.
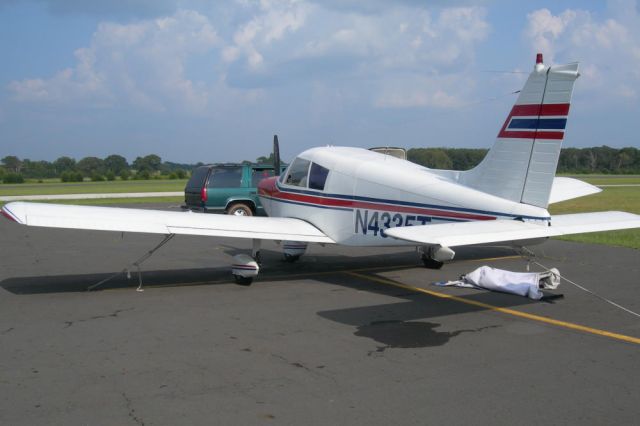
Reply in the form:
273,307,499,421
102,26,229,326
282,241,307,263
419,245,456,270
231,239,262,285
230,240,308,285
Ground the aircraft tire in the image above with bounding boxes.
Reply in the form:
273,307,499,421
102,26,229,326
283,254,301,263
421,255,444,270
234,275,253,286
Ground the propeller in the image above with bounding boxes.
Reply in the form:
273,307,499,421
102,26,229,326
273,134,281,176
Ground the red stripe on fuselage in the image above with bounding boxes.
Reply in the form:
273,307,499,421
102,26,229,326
259,183,496,221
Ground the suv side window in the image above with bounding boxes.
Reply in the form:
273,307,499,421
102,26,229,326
308,163,329,190
251,168,275,187
208,166,242,188
284,158,310,187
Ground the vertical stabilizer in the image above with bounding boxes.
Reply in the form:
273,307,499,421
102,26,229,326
461,54,579,208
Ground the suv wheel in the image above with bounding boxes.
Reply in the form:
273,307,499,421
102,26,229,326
227,202,253,216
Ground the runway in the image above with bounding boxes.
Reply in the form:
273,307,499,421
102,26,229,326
1,203,639,425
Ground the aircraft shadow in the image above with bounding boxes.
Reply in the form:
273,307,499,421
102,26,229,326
1,245,547,348
0,266,235,295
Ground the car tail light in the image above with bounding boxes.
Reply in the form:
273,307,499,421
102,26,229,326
200,186,207,203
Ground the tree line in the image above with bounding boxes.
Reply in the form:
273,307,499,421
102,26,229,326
407,146,640,174
1,145,639,184
0,154,193,183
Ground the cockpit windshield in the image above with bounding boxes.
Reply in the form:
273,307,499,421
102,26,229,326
284,157,310,187
282,158,330,191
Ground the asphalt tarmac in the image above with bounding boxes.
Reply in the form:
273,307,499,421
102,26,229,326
1,203,639,425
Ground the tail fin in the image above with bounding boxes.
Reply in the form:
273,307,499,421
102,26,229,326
461,54,580,208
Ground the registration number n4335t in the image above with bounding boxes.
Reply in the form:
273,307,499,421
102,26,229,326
354,209,431,238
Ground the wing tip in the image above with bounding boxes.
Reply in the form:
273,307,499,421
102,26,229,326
1,203,23,224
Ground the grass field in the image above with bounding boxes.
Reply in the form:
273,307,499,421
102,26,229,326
0,179,187,196
560,175,640,185
549,185,640,249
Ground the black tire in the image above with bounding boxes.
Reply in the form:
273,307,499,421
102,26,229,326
227,202,253,216
283,254,301,263
421,255,444,270
234,275,253,286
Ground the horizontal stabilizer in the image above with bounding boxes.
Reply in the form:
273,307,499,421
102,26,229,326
384,211,640,247
1,202,334,243
548,177,601,204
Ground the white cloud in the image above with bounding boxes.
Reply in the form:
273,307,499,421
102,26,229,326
373,74,473,109
222,0,310,70
9,9,220,112
8,2,490,114
524,4,640,101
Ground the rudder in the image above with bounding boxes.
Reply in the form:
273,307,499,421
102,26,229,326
461,54,579,208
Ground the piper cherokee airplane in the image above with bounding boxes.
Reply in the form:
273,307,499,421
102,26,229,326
3,54,640,285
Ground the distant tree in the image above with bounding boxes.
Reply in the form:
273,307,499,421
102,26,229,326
53,156,76,175
119,169,131,181
136,169,151,180
105,171,116,181
559,147,581,172
77,157,105,177
175,169,186,179
616,147,638,173
2,156,22,173
3,173,24,184
61,171,84,182
446,148,487,170
256,153,275,164
133,154,161,172
407,148,453,169
104,154,128,174
90,172,105,182
21,159,56,179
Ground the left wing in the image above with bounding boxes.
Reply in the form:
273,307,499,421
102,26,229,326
384,211,640,247
1,202,334,243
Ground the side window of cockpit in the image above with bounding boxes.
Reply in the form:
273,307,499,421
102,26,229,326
308,163,329,190
284,158,310,187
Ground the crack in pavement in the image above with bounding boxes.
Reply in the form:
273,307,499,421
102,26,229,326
64,308,135,328
122,392,145,426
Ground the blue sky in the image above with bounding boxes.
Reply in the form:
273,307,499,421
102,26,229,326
1,0,638,163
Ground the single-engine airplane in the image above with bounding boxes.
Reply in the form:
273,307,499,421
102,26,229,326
3,54,640,285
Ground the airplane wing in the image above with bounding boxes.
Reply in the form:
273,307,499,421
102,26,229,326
1,201,334,243
384,211,640,247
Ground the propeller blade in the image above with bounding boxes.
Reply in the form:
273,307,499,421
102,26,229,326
273,134,281,176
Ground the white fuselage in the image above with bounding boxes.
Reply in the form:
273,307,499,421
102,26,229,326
259,147,550,246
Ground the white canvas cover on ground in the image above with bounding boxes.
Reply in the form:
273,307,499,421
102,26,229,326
435,266,560,300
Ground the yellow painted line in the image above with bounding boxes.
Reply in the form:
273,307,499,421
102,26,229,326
347,271,640,345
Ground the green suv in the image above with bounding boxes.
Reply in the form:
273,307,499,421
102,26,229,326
184,163,285,216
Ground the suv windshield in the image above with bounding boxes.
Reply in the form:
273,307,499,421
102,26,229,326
251,168,275,187
208,167,242,188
